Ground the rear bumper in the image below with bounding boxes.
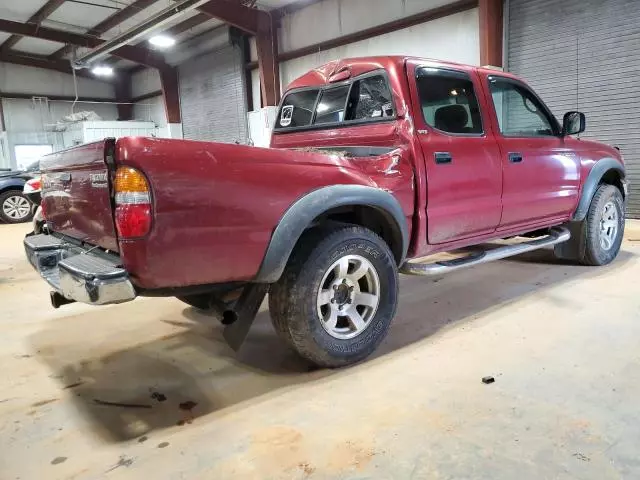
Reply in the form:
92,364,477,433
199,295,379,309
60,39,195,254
24,233,136,306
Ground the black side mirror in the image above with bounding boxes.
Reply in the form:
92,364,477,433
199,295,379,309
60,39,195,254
562,111,586,136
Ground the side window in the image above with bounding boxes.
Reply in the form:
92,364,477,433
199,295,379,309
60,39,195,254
415,67,483,134
349,75,395,120
277,89,319,129
314,86,350,125
489,78,556,136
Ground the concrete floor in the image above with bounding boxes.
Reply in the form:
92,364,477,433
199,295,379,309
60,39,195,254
2,222,640,480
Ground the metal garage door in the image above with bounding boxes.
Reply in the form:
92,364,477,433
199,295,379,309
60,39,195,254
507,0,640,217
178,44,248,144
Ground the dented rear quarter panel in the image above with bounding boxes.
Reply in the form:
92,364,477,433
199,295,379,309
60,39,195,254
115,137,414,289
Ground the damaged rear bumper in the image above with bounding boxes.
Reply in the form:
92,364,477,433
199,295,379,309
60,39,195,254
24,233,136,307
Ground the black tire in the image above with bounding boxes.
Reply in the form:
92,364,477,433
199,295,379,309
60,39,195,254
0,190,34,224
580,184,625,266
269,225,399,368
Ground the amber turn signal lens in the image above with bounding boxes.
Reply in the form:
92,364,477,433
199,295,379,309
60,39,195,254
114,166,149,193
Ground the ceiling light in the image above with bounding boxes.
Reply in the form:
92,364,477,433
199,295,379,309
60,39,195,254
91,65,114,77
149,35,176,48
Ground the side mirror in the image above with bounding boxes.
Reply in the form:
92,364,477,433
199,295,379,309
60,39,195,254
562,111,586,136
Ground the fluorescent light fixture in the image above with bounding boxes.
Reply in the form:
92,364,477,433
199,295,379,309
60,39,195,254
91,65,114,76
149,35,176,48
316,103,329,113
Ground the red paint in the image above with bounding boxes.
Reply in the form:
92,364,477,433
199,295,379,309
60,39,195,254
39,56,624,291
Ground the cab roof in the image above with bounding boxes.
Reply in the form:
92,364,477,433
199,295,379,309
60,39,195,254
285,56,520,92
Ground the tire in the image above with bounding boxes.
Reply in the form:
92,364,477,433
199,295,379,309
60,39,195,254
0,190,34,224
580,184,625,266
269,225,399,368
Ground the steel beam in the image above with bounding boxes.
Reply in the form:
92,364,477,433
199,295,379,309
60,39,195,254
0,0,66,53
479,0,504,67
0,18,167,69
51,0,161,59
159,67,181,123
0,52,103,80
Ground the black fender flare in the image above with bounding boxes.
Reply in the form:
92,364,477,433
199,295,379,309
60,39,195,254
254,185,410,283
573,157,625,221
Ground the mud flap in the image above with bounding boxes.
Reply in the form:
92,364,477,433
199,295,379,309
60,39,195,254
553,221,585,261
223,283,269,351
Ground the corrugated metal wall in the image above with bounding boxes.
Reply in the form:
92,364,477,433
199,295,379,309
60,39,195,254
508,0,640,217
178,44,248,144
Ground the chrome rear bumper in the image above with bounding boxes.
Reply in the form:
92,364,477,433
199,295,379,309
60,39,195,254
24,233,136,306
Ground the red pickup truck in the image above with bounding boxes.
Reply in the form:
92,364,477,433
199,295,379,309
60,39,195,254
26,56,626,367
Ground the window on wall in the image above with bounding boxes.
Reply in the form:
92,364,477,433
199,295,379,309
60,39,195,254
274,71,396,131
488,78,557,137
415,67,483,134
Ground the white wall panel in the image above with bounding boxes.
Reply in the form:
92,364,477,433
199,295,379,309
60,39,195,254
280,0,458,52
249,2,479,107
1,98,118,168
0,63,115,98
131,68,162,98
133,95,167,131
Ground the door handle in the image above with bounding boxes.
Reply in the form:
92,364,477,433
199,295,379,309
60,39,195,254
434,152,452,164
509,152,523,163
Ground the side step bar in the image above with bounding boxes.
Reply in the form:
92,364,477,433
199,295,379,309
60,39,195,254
400,227,571,276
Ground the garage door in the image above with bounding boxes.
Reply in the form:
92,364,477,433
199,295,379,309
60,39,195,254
507,0,640,217
178,44,248,144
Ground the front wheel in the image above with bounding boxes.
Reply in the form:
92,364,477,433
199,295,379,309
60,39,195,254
556,184,625,265
581,184,625,265
269,225,399,368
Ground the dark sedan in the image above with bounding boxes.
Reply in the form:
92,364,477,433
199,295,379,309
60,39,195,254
0,160,39,223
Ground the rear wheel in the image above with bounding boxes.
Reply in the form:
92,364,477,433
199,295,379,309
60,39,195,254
0,190,33,224
269,225,399,368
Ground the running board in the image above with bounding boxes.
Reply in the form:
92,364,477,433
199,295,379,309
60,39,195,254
400,227,571,276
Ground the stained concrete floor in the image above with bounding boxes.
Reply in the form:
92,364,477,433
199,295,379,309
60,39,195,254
1,221,640,479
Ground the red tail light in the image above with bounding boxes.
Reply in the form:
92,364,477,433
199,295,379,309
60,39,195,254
114,167,152,239
24,177,42,193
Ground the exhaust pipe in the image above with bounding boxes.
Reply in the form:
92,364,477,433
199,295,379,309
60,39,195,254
50,291,75,309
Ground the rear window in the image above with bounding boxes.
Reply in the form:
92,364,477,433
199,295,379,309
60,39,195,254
275,72,395,131
277,89,320,129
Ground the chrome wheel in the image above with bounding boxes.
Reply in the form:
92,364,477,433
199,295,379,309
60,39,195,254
2,195,31,221
600,201,619,251
316,254,381,340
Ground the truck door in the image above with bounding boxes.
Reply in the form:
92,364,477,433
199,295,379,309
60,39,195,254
407,62,503,244
485,75,580,229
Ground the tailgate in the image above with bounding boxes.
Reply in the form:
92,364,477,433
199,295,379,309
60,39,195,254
41,139,119,252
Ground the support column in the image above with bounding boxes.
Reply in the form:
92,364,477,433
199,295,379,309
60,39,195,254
114,74,133,120
159,66,183,138
255,15,280,107
479,0,504,67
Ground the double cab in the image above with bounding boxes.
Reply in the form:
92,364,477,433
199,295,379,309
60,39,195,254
25,56,626,367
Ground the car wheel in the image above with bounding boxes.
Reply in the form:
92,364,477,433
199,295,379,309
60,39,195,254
269,225,399,368
581,184,625,266
0,190,34,224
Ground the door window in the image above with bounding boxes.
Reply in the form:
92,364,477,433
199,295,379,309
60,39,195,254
416,67,483,134
314,86,350,125
488,78,557,137
349,75,395,120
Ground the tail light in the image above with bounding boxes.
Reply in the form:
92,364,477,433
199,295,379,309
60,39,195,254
114,167,152,238
24,177,42,194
